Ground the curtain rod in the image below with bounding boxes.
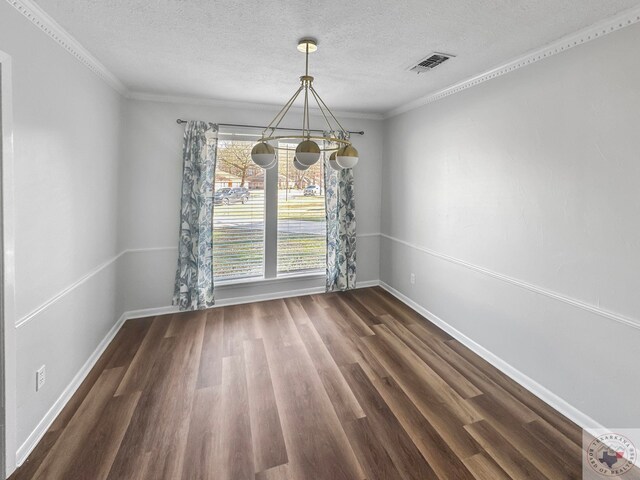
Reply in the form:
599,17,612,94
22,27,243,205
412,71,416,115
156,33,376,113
176,119,364,135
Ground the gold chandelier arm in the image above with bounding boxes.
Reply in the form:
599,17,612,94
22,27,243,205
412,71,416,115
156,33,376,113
309,87,336,133
256,39,353,152
262,85,304,138
259,134,349,151
269,85,304,136
309,85,348,136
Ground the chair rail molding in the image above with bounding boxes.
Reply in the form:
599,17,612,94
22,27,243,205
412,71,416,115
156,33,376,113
385,4,640,118
15,251,126,328
15,236,383,329
380,233,640,332
5,0,127,95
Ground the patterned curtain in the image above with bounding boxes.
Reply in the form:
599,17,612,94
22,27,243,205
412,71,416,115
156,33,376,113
324,131,357,291
172,121,217,310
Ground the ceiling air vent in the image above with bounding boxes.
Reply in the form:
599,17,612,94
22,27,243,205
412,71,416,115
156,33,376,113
409,52,455,74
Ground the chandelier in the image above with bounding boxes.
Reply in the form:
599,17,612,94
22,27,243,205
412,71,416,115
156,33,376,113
250,38,359,172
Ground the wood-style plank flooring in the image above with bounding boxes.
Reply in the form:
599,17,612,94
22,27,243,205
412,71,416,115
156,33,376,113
9,287,606,479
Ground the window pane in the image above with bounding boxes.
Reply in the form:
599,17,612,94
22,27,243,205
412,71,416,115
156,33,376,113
213,138,265,281
277,143,326,276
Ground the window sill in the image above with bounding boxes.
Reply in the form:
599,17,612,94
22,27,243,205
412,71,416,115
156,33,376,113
216,272,325,288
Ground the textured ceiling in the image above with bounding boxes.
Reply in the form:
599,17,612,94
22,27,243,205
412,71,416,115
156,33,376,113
34,0,640,114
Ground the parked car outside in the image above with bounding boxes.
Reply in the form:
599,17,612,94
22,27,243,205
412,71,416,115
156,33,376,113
214,187,250,205
304,185,321,196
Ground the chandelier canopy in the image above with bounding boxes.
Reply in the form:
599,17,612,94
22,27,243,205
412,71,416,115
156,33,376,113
251,38,359,171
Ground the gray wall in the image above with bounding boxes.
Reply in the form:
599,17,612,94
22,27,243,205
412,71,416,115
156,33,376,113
3,7,384,463
0,1,125,452
117,98,383,312
7,0,640,470
381,22,640,428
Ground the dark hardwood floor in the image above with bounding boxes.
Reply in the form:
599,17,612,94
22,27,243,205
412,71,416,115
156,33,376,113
9,287,606,479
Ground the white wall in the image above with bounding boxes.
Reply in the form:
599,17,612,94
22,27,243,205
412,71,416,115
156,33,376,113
11,0,639,467
1,7,383,465
118,98,383,312
0,1,125,461
381,22,640,428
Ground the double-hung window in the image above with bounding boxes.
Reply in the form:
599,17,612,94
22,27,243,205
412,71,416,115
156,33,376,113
212,129,326,283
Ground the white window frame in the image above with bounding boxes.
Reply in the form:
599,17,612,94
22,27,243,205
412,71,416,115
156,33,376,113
214,129,326,285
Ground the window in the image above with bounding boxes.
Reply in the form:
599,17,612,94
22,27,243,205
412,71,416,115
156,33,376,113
212,130,326,283
277,143,326,275
213,136,265,281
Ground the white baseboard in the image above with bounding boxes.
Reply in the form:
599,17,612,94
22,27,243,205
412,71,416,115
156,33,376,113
15,312,128,466
214,285,325,308
123,287,326,321
124,305,180,320
124,280,379,320
15,279,377,466
378,280,605,432
18,277,596,470
137,276,602,431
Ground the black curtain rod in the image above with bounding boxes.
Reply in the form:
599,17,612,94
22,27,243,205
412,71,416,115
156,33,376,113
176,119,364,135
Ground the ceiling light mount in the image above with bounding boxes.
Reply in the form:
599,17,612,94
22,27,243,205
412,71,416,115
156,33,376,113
297,38,318,53
251,39,358,171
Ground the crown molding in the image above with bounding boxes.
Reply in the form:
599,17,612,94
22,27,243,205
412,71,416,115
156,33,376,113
385,4,640,119
127,91,385,121
5,0,127,95
11,0,640,121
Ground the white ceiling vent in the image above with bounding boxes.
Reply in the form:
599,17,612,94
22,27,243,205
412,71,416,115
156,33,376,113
409,53,455,74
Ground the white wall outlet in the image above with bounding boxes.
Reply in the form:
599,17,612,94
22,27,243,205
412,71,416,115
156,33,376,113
36,365,46,391
410,273,416,285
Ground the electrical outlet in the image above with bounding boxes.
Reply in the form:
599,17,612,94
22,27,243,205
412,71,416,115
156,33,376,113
410,273,416,285
36,365,46,391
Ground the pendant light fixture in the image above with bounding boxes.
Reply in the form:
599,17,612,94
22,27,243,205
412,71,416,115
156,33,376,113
293,158,310,171
251,38,359,170
328,151,342,171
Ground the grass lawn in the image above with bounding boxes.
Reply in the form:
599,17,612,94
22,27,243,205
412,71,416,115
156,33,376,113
278,192,326,222
213,189,326,280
